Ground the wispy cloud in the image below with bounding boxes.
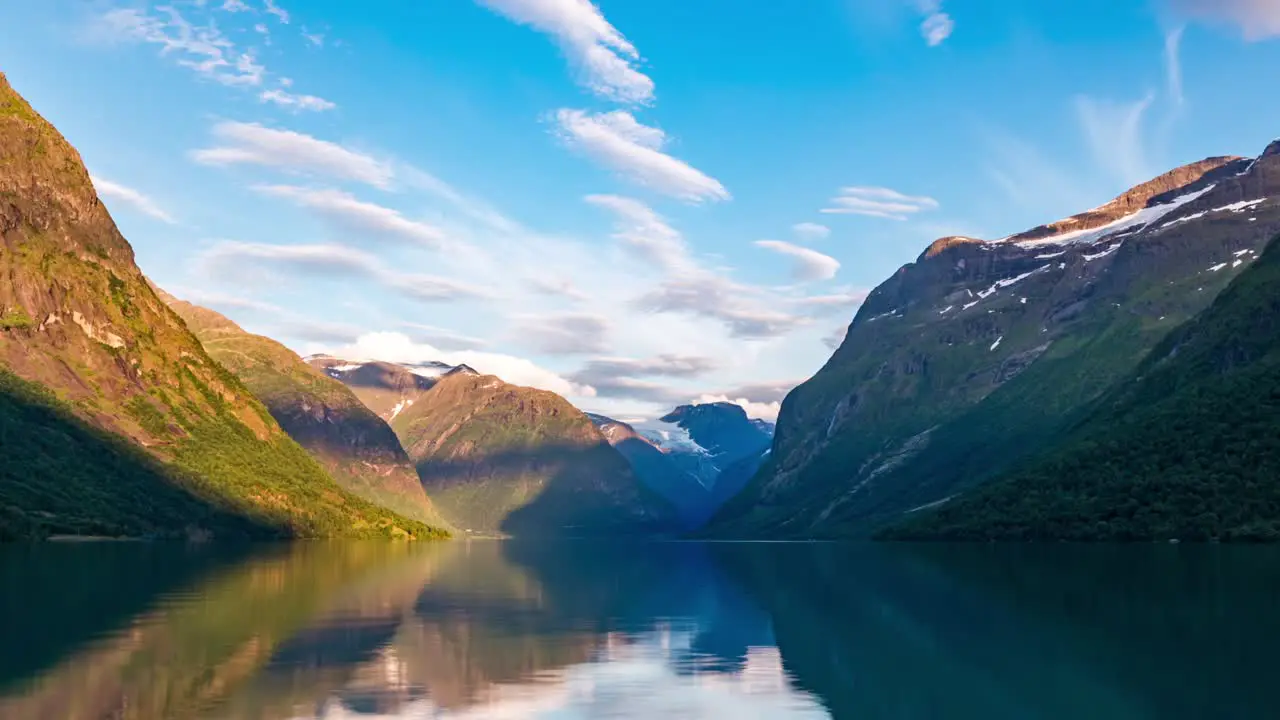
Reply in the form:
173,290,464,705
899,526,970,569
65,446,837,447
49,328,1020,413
1075,92,1157,187
512,312,612,355
397,321,491,351
263,0,290,24
199,241,491,302
1164,26,1186,106
586,194,693,272
754,240,840,282
556,110,729,203
635,276,810,340
790,289,870,316
90,176,176,224
192,121,394,188
569,354,719,404
791,222,830,241
821,186,940,220
473,0,654,104
252,185,448,249
1168,0,1280,40
259,88,335,112
917,0,955,46
98,5,265,86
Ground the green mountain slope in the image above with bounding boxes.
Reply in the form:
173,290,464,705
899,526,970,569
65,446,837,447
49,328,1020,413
886,232,1280,541
0,71,442,540
157,292,452,531
392,371,676,536
709,146,1280,538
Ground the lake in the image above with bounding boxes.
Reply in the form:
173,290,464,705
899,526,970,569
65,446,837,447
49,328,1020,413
1,540,1278,719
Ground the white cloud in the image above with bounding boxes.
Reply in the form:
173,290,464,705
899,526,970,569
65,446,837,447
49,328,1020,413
694,394,782,423
192,121,394,189
754,240,840,282
264,0,290,24
586,194,693,272
259,88,336,112
220,0,252,12
330,331,596,397
252,185,448,249
98,6,265,86
303,30,325,47
1168,0,1280,40
791,222,830,241
821,186,940,220
918,0,955,46
1075,93,1156,187
90,176,176,224
556,109,729,203
198,241,490,302
473,0,654,104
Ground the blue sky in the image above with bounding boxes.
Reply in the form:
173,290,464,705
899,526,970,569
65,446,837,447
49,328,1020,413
3,0,1279,421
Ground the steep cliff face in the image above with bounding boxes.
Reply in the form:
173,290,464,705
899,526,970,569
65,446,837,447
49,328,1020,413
0,72,441,540
159,292,451,531
710,146,1280,538
393,373,676,536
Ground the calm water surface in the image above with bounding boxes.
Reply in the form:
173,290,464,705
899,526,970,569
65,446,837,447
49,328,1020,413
1,540,1278,719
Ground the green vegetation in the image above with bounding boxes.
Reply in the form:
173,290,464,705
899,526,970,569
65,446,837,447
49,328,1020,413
394,373,674,536
0,73,447,542
0,306,32,330
886,234,1280,541
708,160,1274,538
160,293,452,532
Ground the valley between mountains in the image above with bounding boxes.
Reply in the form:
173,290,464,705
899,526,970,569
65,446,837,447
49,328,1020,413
4,69,1280,543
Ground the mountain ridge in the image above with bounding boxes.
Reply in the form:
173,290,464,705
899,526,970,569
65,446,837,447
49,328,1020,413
708,144,1280,538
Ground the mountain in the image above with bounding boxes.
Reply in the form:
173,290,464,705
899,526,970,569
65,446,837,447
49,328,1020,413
157,293,451,530
886,226,1280,541
305,356,460,421
584,403,775,527
709,145,1280,538
391,371,676,536
658,402,774,467
0,71,441,540
586,413,713,527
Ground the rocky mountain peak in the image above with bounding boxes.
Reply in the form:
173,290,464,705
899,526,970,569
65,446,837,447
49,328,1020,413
920,236,985,261
1262,139,1280,159
1006,156,1245,245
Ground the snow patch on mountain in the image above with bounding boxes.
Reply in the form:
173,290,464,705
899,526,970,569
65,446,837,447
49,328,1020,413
1010,184,1216,248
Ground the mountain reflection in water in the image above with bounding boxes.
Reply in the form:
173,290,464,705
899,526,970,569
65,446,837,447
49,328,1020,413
2,541,1279,719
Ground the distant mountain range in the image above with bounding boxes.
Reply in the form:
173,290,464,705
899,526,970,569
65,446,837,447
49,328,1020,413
709,141,1280,541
